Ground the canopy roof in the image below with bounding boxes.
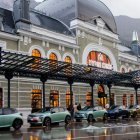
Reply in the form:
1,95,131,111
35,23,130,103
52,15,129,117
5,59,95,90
0,49,139,87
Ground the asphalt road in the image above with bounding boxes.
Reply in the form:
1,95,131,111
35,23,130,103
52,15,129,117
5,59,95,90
0,118,140,140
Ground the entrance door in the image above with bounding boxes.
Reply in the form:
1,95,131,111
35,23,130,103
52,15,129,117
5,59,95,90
31,89,42,112
50,90,59,107
0,88,3,108
97,85,107,107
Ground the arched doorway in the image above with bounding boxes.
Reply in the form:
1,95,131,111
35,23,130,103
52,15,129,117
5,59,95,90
31,89,42,112
97,85,107,107
50,90,59,107
86,92,92,106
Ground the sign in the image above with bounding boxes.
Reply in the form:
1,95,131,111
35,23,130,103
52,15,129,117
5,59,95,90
88,60,113,70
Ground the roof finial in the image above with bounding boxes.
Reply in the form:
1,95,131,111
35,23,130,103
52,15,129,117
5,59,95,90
132,30,139,41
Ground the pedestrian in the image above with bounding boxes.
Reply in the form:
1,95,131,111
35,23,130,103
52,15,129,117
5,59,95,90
77,103,81,110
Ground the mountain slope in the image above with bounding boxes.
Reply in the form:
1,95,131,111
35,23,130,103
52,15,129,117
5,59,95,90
115,16,140,46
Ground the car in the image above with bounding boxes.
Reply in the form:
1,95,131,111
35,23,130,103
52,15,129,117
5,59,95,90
105,105,130,120
127,105,140,118
0,108,23,130
74,106,107,122
27,107,71,126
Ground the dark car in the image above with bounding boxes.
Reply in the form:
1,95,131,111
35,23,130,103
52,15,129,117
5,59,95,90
127,105,140,118
105,105,130,120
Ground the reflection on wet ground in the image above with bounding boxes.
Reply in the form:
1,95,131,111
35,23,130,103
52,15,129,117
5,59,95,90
0,118,140,140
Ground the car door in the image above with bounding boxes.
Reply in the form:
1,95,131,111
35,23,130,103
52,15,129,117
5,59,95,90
93,106,100,119
2,108,12,127
58,107,66,121
0,109,4,126
50,107,60,123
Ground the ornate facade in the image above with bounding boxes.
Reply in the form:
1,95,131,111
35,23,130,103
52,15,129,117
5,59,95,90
0,0,140,115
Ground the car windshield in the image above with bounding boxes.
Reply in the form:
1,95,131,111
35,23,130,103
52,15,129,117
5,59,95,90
81,106,91,111
37,107,51,113
110,105,118,110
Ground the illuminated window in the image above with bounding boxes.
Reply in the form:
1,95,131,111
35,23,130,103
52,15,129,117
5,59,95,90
65,56,72,63
123,94,127,106
49,52,57,60
121,68,125,73
66,90,70,108
32,49,41,69
64,56,72,75
0,88,3,108
50,90,59,107
87,51,111,65
130,94,134,105
32,49,41,57
31,89,42,110
86,92,92,106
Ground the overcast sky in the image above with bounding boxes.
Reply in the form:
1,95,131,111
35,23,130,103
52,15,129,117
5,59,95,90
35,0,140,18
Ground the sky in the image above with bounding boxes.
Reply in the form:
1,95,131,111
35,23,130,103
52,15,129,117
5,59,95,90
35,0,140,18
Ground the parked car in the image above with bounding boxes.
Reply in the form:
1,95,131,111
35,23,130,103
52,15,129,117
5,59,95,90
105,105,130,120
0,108,23,130
74,106,107,122
127,105,140,118
27,107,71,126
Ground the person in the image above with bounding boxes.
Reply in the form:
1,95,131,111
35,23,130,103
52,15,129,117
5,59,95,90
74,103,78,113
77,103,81,110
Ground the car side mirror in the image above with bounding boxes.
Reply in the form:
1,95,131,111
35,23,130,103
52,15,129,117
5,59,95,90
51,110,55,114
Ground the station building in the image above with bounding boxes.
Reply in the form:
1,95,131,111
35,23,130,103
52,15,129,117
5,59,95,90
0,0,140,114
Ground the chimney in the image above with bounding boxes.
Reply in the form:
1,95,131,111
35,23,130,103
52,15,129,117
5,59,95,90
13,0,31,30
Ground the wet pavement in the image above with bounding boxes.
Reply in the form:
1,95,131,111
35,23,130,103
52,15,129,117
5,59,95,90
0,118,140,140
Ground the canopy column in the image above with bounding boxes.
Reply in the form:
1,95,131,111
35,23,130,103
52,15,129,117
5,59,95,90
68,78,74,118
134,85,138,105
40,75,48,112
107,82,112,107
5,71,13,108
89,80,95,107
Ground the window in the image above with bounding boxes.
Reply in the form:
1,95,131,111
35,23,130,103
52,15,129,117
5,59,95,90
32,49,41,69
31,89,42,110
59,107,65,112
64,56,72,63
50,90,59,107
121,68,125,73
3,108,11,115
86,92,92,106
87,51,111,65
49,53,57,60
52,107,59,113
66,90,70,108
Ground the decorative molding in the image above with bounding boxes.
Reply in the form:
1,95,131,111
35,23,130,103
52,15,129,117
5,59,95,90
70,19,119,42
82,43,117,71
118,52,137,61
0,40,6,49
29,45,46,58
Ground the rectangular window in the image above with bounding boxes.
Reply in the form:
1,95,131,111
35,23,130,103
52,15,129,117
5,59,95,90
0,88,3,108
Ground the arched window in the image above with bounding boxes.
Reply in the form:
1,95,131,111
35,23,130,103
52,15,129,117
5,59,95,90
32,49,41,57
50,90,59,107
49,52,57,60
87,51,111,65
32,49,41,69
64,56,72,63
121,68,125,73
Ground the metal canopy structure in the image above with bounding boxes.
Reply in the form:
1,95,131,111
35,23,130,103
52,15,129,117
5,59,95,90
0,49,140,112
0,50,135,85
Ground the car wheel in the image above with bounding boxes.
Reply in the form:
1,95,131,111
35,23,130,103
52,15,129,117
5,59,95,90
43,117,51,126
13,119,23,130
87,114,94,122
65,116,71,124
103,113,108,121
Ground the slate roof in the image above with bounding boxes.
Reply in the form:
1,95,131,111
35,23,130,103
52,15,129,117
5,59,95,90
0,7,74,36
35,0,117,34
